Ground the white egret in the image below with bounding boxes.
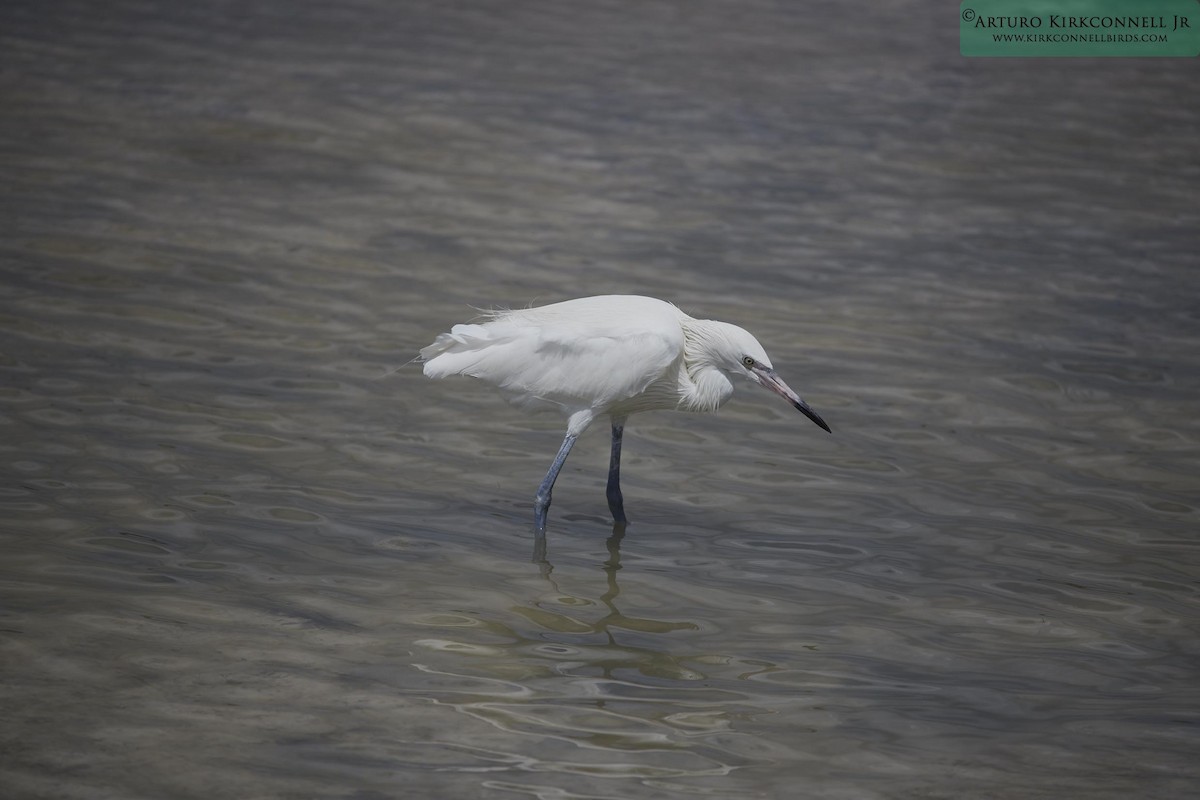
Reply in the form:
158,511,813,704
420,294,830,531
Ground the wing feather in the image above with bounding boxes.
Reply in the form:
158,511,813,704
422,296,686,414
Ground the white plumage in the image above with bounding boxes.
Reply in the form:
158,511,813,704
421,295,829,531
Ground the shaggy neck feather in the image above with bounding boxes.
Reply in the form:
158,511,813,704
679,319,735,412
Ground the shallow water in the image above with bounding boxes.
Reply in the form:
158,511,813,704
2,1,1198,798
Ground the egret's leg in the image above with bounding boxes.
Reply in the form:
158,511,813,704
534,432,577,532
606,416,628,524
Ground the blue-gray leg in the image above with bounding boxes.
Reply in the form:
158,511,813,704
606,416,628,524
534,432,578,533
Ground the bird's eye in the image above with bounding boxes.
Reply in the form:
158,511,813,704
742,356,756,368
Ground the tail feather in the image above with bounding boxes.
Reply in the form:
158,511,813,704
419,323,485,358
421,322,520,379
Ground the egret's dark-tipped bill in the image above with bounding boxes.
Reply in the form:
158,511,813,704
790,395,831,433
754,366,832,433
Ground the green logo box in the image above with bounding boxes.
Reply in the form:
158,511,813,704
961,0,1200,56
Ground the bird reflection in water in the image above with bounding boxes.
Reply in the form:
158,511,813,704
412,521,723,774
528,520,701,683
531,520,627,577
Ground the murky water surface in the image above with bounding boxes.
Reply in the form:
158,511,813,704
2,1,1198,798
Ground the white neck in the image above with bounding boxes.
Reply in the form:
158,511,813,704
678,319,736,412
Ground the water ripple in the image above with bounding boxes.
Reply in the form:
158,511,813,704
2,1,1198,798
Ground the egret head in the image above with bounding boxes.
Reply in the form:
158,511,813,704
711,323,831,433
